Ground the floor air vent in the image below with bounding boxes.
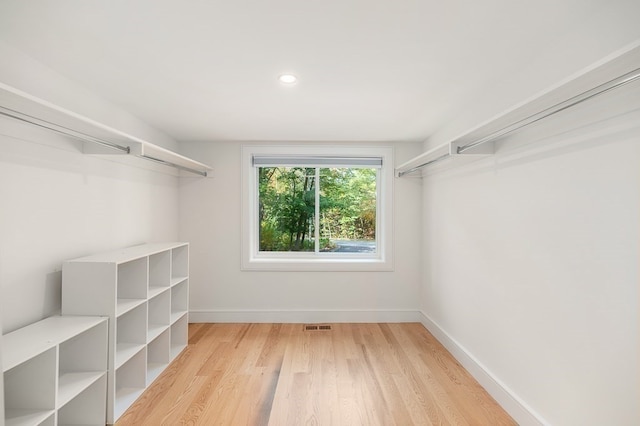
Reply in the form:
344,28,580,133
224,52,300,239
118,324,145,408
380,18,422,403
304,324,332,331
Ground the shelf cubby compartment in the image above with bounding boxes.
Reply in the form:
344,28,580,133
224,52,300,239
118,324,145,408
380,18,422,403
147,329,171,385
58,320,108,409
4,347,56,426
148,289,171,342
117,257,148,313
116,297,146,317
115,304,147,369
114,349,146,422
171,244,189,286
5,412,55,426
171,314,189,360
171,279,189,324
57,374,107,426
149,250,171,292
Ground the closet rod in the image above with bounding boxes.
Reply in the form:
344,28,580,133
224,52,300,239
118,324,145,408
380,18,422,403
0,104,208,176
456,67,640,154
397,153,450,177
399,66,640,177
0,106,130,154
138,154,208,177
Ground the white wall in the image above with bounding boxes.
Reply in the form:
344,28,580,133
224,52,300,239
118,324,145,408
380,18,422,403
179,141,423,322
0,43,181,333
420,73,639,424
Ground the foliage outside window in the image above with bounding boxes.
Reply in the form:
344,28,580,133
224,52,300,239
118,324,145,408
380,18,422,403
258,167,377,253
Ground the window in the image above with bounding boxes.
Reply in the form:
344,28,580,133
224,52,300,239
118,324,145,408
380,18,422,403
242,146,393,271
258,165,378,253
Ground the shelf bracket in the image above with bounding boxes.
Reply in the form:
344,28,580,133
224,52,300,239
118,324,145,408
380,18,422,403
451,140,495,156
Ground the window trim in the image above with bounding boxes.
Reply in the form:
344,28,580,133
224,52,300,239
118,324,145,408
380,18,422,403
241,145,394,271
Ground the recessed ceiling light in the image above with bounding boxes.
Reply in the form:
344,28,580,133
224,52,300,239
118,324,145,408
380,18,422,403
278,74,298,84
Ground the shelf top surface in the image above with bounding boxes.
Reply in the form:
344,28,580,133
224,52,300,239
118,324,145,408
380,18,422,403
2,316,107,371
65,242,188,264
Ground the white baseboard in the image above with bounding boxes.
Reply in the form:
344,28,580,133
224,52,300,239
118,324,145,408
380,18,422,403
419,312,548,426
189,309,422,324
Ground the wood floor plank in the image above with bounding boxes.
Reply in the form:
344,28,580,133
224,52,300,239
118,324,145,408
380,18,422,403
380,324,469,425
115,323,516,426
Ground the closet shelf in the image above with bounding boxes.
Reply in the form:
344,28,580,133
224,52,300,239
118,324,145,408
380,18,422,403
395,137,494,177
130,142,211,177
395,142,452,177
396,45,640,177
0,81,212,177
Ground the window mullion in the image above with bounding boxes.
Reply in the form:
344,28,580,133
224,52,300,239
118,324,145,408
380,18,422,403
314,167,320,253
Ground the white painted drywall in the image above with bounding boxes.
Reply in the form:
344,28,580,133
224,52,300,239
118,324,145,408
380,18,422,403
179,140,423,322
0,43,181,334
420,75,639,425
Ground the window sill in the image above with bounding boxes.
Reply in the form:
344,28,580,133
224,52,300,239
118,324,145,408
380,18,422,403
242,255,393,272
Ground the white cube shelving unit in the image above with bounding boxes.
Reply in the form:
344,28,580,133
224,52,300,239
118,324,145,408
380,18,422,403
61,242,189,425
2,315,108,426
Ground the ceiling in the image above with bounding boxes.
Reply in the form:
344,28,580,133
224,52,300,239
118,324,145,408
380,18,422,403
0,0,637,143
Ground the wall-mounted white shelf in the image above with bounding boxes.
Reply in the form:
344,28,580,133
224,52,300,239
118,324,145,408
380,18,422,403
128,141,212,177
0,81,212,177
395,138,495,177
395,142,452,177
2,315,108,426
396,44,640,177
61,242,189,425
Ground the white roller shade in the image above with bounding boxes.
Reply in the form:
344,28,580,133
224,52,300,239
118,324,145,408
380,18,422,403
252,155,382,168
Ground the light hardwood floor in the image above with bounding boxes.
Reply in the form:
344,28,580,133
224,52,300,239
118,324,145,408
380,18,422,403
115,323,515,425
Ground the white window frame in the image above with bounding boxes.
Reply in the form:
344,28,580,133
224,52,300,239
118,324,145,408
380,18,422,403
242,145,394,271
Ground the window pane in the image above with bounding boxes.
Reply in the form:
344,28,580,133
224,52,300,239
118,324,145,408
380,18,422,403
319,168,377,253
259,167,316,252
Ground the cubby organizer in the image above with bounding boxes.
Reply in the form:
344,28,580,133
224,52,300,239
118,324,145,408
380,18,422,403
2,315,108,426
61,242,189,424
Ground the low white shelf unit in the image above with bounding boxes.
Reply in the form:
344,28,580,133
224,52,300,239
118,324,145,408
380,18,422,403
61,242,189,424
2,315,108,426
